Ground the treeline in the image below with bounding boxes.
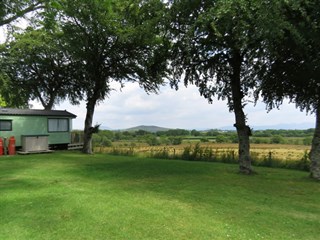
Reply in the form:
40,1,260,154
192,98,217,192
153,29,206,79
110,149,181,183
252,129,315,138
72,128,315,147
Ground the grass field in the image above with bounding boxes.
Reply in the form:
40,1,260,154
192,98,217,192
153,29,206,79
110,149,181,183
1,152,319,240
100,142,310,162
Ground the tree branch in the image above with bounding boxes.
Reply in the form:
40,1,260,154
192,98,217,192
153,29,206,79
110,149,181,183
1,3,45,26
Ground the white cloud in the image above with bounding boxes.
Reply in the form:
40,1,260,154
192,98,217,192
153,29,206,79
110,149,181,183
35,81,314,130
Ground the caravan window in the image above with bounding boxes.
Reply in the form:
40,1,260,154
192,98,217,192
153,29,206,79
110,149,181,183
0,120,12,131
48,118,69,132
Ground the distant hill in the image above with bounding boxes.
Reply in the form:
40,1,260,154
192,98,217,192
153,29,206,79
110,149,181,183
100,122,314,132
100,126,113,130
123,125,171,133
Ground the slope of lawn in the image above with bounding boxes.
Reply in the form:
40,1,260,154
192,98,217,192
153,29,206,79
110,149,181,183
0,152,319,240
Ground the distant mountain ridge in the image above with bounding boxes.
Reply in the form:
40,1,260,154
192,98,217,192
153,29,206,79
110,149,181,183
123,125,171,133
100,123,314,132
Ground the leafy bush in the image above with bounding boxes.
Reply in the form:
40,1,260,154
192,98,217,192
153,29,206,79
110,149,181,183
303,137,312,146
270,135,285,144
110,146,135,156
250,137,270,144
181,145,193,160
200,138,209,142
215,135,228,143
149,147,171,159
168,137,183,145
145,135,161,146
92,135,112,147
229,134,239,143
296,150,310,171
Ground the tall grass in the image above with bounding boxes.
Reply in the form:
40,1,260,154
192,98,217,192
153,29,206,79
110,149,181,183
101,143,311,171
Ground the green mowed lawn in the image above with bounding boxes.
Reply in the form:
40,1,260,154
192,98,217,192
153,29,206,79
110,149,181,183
0,152,319,240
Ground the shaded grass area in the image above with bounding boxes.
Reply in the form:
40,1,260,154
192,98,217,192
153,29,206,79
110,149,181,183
0,152,319,240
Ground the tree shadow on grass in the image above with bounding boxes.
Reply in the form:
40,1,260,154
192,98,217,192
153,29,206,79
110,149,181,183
1,154,319,240
70,156,242,204
83,156,219,177
67,155,320,211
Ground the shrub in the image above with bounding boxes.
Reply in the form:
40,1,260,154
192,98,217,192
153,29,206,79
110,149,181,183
215,135,227,143
202,147,214,161
169,137,183,145
110,146,135,156
296,150,310,171
270,135,285,144
303,137,312,146
229,134,239,143
200,138,209,142
145,135,161,146
219,150,236,163
92,135,112,148
181,145,193,160
149,147,170,159
191,143,203,160
251,137,270,144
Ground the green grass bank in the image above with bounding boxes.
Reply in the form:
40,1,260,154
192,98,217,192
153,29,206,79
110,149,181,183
0,152,319,240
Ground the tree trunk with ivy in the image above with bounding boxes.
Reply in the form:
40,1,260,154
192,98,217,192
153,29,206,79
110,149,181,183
82,98,96,154
309,107,320,180
230,49,253,174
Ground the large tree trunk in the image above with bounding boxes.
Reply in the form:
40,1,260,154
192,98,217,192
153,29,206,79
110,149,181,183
82,98,96,154
44,97,55,110
230,50,253,174
309,107,320,180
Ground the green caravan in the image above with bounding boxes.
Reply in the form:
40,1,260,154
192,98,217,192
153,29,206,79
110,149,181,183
0,108,77,150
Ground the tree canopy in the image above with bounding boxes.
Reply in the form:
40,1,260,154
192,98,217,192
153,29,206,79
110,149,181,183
0,27,80,109
259,0,320,113
258,0,320,179
168,0,281,174
50,0,169,153
0,0,47,26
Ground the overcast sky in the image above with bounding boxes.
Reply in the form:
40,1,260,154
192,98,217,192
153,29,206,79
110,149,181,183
30,81,315,130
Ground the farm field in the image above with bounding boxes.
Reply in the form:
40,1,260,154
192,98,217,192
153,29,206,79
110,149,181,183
100,142,310,162
1,152,318,240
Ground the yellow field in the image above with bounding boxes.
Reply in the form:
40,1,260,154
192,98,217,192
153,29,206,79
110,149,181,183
98,142,310,161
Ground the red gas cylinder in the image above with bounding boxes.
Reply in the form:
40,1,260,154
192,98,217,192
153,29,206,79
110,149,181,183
8,136,16,155
0,138,3,155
